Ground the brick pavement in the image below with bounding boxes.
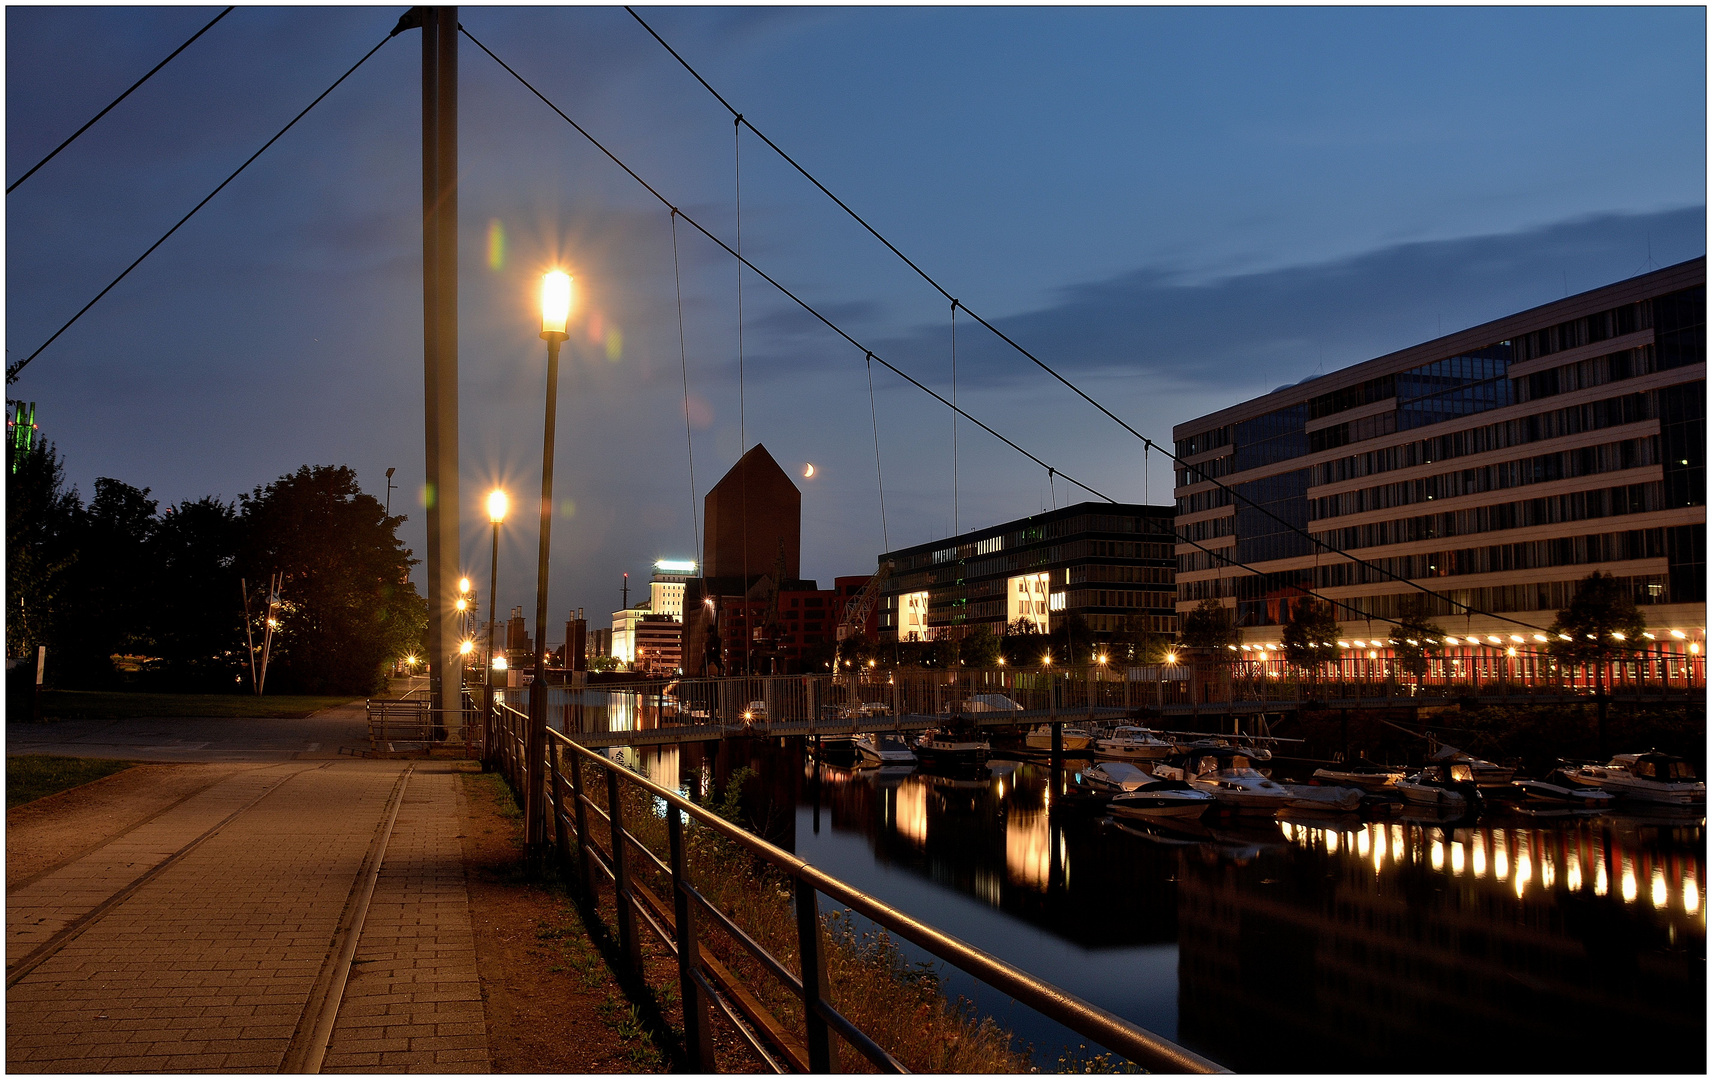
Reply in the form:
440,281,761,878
6,759,491,1074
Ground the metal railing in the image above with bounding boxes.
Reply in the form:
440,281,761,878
489,700,1224,1074
516,659,1705,740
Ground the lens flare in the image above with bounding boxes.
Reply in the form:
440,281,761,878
486,218,506,271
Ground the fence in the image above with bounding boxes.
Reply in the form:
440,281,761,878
514,657,1705,739
488,700,1224,1074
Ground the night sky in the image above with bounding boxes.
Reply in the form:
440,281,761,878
6,5,1705,630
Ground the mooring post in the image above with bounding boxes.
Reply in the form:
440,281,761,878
606,765,641,972
667,805,716,1071
794,878,838,1072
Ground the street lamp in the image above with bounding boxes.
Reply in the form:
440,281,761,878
483,487,509,767
527,269,573,859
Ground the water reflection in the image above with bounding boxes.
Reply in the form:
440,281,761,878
600,737,1705,1072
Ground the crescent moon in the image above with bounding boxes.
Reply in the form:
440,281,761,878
803,463,816,478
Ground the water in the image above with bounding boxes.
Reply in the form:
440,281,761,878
613,737,1706,1073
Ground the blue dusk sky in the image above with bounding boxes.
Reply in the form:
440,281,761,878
6,4,1706,626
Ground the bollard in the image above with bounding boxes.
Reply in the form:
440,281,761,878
668,805,717,1071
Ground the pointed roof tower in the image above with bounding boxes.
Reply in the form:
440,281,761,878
702,443,800,582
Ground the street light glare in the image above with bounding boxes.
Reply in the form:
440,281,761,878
540,270,572,338
455,597,468,612
459,577,472,595
459,639,474,656
487,489,509,524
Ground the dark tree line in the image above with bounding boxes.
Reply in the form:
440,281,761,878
7,440,424,695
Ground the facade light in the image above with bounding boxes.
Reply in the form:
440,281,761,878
1670,629,1687,639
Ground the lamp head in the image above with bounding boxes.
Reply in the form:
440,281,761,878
459,577,472,595
540,270,572,340
487,488,509,524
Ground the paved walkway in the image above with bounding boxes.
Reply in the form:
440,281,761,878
6,759,490,1073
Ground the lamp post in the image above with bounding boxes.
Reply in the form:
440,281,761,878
484,488,508,768
528,269,573,861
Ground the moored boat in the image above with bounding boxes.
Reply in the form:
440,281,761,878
1561,753,1706,805
1312,757,1407,793
1426,739,1515,788
1107,777,1217,821
854,733,917,767
1025,724,1095,750
1094,725,1176,761
1083,761,1153,793
916,726,991,769
1512,768,1618,810
1395,762,1483,814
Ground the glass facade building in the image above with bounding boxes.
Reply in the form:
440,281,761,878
1173,258,1705,653
877,502,1178,644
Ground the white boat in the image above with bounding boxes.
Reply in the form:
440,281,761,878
1426,740,1514,788
1188,767,1302,813
1094,725,1176,761
1278,782,1364,812
1511,769,1618,810
1311,757,1406,793
961,693,1023,714
1083,761,1153,793
1107,778,1217,821
1394,763,1480,813
853,733,917,767
1561,753,1706,805
1025,724,1094,751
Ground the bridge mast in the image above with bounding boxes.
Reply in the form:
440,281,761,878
420,6,460,723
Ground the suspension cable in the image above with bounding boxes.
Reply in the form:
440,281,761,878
866,353,889,554
7,7,235,194
460,23,1113,508
463,24,1499,642
7,30,392,384
619,6,1551,633
670,210,700,562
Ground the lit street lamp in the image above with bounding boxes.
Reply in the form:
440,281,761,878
483,487,509,768
527,269,573,858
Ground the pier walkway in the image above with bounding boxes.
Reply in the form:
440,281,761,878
5,752,490,1073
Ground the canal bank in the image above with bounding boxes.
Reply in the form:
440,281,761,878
608,735,1705,1073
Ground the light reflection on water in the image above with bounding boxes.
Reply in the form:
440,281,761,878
607,739,1706,1073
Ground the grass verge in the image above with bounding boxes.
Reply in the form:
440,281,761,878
7,755,137,807
34,690,358,721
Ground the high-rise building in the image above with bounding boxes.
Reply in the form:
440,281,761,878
1173,258,1705,658
876,502,1179,644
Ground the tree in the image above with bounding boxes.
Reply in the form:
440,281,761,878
56,478,159,685
240,465,424,695
1282,597,1344,677
149,497,245,691
1547,571,1646,753
1392,602,1447,681
6,438,81,669
1179,599,1236,653
958,624,1001,668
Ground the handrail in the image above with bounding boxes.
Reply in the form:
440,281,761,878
533,717,1226,1073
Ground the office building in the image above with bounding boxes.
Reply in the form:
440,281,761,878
876,502,1179,644
610,561,693,675
1173,258,1705,658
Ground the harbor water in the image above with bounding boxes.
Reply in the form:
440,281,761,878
606,735,1705,1073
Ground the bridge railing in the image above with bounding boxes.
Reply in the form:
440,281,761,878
488,700,1224,1074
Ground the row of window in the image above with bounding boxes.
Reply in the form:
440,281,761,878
1175,452,1237,488
1311,526,1671,588
1515,345,1659,405
1309,436,1659,520
1308,373,1397,421
1068,563,1174,585
1223,573,1674,627
1307,388,1660,487
1063,588,1176,612
1309,409,1398,454
1176,425,1232,459
1309,481,1666,551
1083,613,1178,635
1179,514,1235,543
1511,298,1646,363
1660,381,1705,510
899,512,1172,569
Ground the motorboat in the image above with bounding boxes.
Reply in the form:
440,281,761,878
853,733,916,767
1094,725,1176,762
962,693,1024,714
1278,782,1364,812
1025,724,1094,751
1426,739,1514,788
1311,757,1407,793
1512,769,1618,810
1394,763,1483,814
915,726,990,769
1082,761,1154,793
1187,767,1302,813
1561,753,1706,805
1106,777,1217,821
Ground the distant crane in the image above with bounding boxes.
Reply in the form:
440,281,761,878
837,561,893,643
